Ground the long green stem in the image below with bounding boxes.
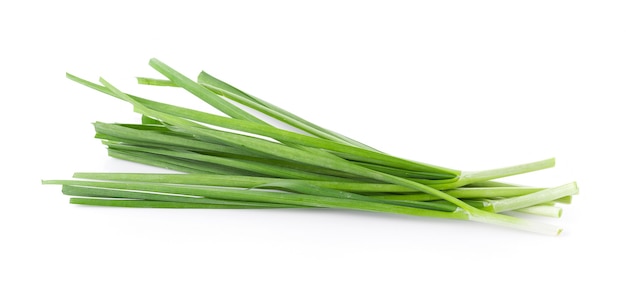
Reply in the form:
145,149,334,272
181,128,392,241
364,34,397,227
71,172,415,193
44,180,468,220
137,74,379,151
97,125,373,180
62,185,295,208
69,198,273,209
106,142,351,181
148,59,264,123
256,180,458,212
107,149,216,174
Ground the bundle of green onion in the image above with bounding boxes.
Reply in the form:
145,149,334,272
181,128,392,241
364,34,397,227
43,58,577,235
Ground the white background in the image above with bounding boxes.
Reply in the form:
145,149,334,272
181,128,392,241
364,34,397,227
2,1,625,289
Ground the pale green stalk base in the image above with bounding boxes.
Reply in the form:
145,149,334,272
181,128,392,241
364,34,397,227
433,158,556,190
514,205,562,218
376,187,545,201
488,182,578,213
468,210,562,235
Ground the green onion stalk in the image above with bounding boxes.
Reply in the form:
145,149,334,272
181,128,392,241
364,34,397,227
43,58,578,235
